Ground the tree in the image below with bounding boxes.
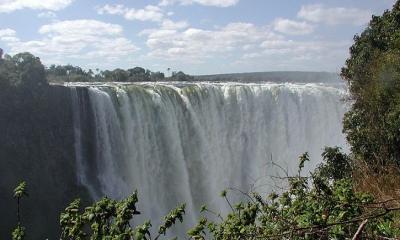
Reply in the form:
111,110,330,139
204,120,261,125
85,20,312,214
110,68,129,82
150,71,165,82
128,67,151,82
129,67,146,76
46,64,94,83
0,52,47,89
341,1,400,168
170,71,194,81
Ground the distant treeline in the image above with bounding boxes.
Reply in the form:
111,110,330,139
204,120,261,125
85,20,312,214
46,64,195,83
0,52,194,87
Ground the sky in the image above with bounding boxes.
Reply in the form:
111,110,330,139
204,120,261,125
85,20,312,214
0,0,396,75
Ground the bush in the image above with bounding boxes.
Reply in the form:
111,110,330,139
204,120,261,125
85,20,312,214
188,148,400,240
10,148,400,239
11,182,186,240
59,193,185,239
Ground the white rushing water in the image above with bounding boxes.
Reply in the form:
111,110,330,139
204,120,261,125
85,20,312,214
68,81,347,236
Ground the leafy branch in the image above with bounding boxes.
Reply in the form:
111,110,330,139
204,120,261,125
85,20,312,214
188,147,400,240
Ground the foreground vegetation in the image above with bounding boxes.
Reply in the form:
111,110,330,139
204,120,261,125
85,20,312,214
187,149,400,239
3,0,400,239
11,148,400,239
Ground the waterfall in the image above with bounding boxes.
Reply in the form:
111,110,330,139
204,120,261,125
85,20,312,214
68,81,347,236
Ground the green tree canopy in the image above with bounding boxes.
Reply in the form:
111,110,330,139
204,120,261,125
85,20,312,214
0,52,47,89
341,1,400,167
170,71,194,81
127,67,151,82
46,64,95,83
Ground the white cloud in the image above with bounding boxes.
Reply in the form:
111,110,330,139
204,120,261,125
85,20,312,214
0,28,16,37
0,28,19,43
97,4,164,22
97,4,189,37
0,20,139,65
97,4,125,15
125,5,163,22
0,0,73,13
235,38,350,72
38,19,123,36
159,0,238,7
262,39,348,62
141,22,282,61
137,18,351,72
298,4,371,26
161,19,189,30
273,18,314,35
260,39,348,55
38,11,56,18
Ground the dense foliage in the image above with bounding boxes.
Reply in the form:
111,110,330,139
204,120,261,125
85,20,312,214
12,148,399,239
12,183,186,240
46,64,193,83
341,1,400,167
59,194,185,240
46,65,165,83
187,148,400,239
0,52,47,89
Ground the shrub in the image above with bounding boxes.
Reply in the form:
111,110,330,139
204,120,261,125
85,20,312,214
188,148,400,240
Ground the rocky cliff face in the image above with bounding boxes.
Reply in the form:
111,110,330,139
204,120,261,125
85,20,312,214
0,86,90,239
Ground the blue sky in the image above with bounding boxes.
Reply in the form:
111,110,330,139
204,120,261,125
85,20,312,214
0,0,396,75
